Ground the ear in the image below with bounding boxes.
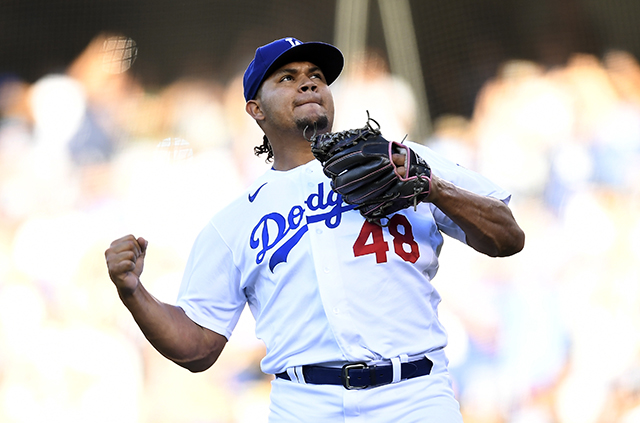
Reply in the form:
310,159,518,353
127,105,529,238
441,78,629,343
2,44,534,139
245,100,265,122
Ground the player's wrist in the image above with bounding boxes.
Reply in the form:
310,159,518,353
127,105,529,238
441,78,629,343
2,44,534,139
116,278,142,301
423,174,442,203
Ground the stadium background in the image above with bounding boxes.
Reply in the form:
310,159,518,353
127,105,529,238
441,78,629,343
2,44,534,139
1,0,640,422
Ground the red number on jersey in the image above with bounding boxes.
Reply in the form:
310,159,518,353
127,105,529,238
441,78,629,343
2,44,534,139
352,215,421,263
388,214,420,263
353,221,389,263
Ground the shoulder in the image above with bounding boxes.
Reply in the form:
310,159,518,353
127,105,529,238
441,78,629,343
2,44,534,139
405,141,462,169
405,141,511,202
405,140,469,178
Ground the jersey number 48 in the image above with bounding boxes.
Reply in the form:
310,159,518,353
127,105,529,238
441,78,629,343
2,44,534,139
353,214,419,264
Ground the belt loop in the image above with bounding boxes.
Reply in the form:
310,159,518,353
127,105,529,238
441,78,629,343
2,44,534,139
286,367,299,383
294,366,306,384
391,357,401,384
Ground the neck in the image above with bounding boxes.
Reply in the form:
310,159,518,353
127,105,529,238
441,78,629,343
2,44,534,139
268,132,316,171
262,117,333,170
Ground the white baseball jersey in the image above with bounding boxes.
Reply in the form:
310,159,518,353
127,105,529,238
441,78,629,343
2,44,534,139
176,141,510,376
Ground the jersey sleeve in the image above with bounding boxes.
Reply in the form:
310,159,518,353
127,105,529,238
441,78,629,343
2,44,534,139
408,141,512,244
176,221,246,340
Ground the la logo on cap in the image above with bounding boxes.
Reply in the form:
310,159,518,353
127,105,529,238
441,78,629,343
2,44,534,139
285,37,302,47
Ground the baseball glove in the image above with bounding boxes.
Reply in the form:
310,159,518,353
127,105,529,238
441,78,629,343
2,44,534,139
307,113,432,223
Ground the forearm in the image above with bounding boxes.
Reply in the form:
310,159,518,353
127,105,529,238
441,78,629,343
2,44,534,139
428,175,525,257
118,283,226,372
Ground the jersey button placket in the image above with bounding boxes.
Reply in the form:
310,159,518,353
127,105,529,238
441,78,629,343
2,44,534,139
306,164,364,358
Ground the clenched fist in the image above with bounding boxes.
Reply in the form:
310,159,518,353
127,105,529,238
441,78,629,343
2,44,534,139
105,235,148,296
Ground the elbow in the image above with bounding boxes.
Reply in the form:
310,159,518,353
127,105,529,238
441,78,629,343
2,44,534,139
171,331,227,373
493,203,526,257
180,357,217,373
174,348,221,373
494,226,525,257
513,227,526,255
471,226,525,258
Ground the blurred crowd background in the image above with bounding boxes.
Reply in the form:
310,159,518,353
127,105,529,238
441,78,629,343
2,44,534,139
1,1,640,422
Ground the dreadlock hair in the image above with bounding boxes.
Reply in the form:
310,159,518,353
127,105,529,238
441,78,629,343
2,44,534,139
254,135,274,163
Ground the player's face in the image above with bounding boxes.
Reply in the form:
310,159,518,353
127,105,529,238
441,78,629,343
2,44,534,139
256,61,335,134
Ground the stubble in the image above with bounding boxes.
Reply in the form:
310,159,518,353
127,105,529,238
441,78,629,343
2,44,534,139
296,114,329,136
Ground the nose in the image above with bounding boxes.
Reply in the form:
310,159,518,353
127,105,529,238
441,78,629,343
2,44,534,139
299,76,317,92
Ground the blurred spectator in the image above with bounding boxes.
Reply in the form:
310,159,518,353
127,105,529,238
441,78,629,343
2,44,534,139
222,74,273,186
332,48,418,142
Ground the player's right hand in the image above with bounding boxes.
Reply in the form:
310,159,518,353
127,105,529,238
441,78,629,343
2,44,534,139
105,235,148,295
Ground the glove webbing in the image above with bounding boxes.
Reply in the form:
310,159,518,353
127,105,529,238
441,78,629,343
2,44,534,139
307,113,381,164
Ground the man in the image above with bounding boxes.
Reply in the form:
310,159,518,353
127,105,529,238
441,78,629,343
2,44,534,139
105,37,525,422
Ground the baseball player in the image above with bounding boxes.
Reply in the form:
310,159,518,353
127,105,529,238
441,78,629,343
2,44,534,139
105,37,525,422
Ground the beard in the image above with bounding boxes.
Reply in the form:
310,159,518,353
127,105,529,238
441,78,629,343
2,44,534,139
296,114,329,136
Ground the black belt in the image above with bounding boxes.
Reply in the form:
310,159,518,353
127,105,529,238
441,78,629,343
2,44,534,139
275,356,433,390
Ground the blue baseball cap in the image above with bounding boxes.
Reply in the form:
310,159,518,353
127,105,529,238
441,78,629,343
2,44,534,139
243,37,344,102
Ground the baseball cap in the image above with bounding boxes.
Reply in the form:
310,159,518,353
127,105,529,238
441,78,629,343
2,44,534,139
243,37,344,102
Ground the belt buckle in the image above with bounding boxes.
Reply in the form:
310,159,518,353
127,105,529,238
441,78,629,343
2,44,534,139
342,363,368,390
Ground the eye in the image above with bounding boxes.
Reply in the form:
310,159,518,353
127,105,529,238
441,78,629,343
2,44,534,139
280,74,294,82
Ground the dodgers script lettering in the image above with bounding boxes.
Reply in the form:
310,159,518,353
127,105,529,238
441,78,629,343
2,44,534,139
250,183,355,271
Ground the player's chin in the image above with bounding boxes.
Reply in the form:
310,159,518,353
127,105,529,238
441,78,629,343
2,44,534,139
295,110,330,133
